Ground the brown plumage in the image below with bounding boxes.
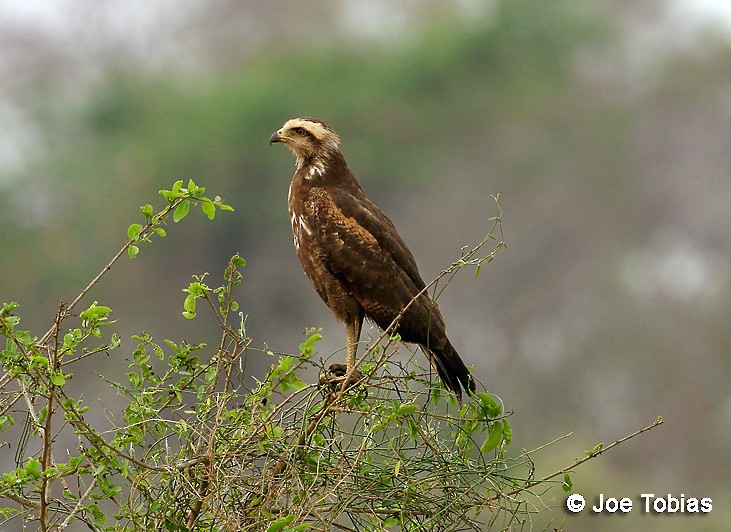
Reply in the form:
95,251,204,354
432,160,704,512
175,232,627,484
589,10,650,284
270,117,475,400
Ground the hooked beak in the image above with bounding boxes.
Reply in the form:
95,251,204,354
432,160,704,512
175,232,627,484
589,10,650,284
269,130,282,145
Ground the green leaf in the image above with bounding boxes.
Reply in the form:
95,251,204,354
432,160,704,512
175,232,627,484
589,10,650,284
160,180,184,203
205,365,218,385
396,404,418,416
51,373,66,386
0,414,15,430
201,200,216,220
430,385,441,405
273,355,293,376
127,223,143,240
30,356,49,368
267,515,295,532
183,294,196,313
127,245,139,259
182,311,196,320
280,374,307,393
185,280,209,298
25,458,42,478
299,332,322,357
585,442,604,456
80,302,112,321
1,302,19,318
502,418,513,445
173,200,190,222
140,204,154,219
477,392,502,417
480,421,504,453
407,417,420,441
164,339,179,352
154,227,167,237
562,473,573,493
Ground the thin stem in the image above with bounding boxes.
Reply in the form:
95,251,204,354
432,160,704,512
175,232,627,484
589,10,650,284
488,417,665,503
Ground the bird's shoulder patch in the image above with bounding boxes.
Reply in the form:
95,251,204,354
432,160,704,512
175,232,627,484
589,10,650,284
304,187,379,248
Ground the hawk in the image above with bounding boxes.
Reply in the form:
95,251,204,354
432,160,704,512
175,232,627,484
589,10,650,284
270,117,475,400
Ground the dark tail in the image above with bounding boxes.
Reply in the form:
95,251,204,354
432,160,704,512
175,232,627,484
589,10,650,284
421,340,475,402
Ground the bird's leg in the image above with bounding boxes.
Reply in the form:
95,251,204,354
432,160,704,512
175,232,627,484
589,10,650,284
325,314,363,387
345,315,362,371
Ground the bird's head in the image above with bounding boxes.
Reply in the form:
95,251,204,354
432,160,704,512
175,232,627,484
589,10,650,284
269,117,341,166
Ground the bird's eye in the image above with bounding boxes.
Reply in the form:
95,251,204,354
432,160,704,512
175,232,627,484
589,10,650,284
293,127,306,135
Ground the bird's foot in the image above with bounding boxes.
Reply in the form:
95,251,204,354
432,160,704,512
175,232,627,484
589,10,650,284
319,363,364,390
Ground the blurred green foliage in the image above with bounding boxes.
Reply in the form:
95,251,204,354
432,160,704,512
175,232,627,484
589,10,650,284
1,0,596,330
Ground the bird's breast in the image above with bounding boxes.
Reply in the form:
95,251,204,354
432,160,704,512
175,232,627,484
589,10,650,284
290,209,314,252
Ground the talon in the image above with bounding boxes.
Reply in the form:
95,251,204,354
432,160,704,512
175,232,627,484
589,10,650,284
319,364,364,390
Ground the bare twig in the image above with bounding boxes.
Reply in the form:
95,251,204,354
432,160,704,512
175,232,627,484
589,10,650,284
58,478,98,530
488,416,665,503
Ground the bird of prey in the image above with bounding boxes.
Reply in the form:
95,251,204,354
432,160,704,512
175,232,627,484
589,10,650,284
270,117,475,400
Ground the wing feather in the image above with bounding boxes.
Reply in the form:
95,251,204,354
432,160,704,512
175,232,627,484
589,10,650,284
302,186,446,342
330,187,427,293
